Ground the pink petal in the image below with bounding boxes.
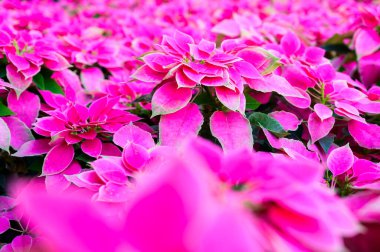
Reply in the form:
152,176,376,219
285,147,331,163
65,170,103,191
0,216,10,234
0,117,11,152
269,111,301,131
314,103,332,120
45,162,81,193
327,144,354,176
159,103,203,146
359,51,380,86
354,28,380,58
92,157,128,184
81,139,102,158
123,158,204,252
249,74,303,99
13,139,51,157
210,111,253,152
18,186,122,252
43,143,74,175
142,53,176,72
233,61,262,79
200,76,226,87
80,67,104,92
113,124,154,149
43,52,71,71
280,32,301,56
173,30,194,53
211,19,240,37
11,235,32,252
7,90,40,127
215,86,240,111
151,81,193,116
122,142,150,171
6,64,32,96
132,65,166,83
101,143,122,156
175,70,197,88
7,54,30,71
308,112,335,143
284,87,311,109
97,182,131,202
348,120,380,149
304,47,325,64
34,117,66,133
2,117,34,150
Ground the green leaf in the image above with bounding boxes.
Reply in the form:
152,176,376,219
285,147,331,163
0,98,13,116
0,102,13,116
244,93,261,110
76,152,95,163
248,112,285,134
0,67,6,78
34,72,64,94
44,78,64,94
33,73,45,89
319,135,335,153
193,91,210,105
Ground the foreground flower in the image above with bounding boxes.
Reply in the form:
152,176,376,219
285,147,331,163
15,138,359,251
133,30,264,115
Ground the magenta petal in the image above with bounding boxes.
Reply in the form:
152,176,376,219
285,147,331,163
92,157,128,184
281,32,301,56
81,139,102,158
0,118,11,152
80,67,104,92
269,111,301,131
210,111,253,152
11,235,32,252
113,124,154,149
44,52,71,71
13,139,51,157
97,182,130,202
6,64,32,96
211,19,240,37
132,65,166,83
45,162,81,193
355,28,380,58
18,187,121,252
215,86,240,111
314,104,332,120
43,143,74,175
151,81,192,117
7,54,30,71
233,61,262,79
7,90,40,127
348,120,380,149
308,113,335,143
0,216,10,234
159,103,203,146
284,88,311,109
122,142,150,171
142,53,176,72
175,70,197,88
327,144,354,176
2,117,34,150
250,74,303,98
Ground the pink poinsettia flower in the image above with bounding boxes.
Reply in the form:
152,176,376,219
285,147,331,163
65,123,156,201
16,137,360,252
133,30,263,115
14,96,139,177
0,29,70,95
308,103,335,143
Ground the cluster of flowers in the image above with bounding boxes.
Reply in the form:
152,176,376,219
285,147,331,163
0,0,379,251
